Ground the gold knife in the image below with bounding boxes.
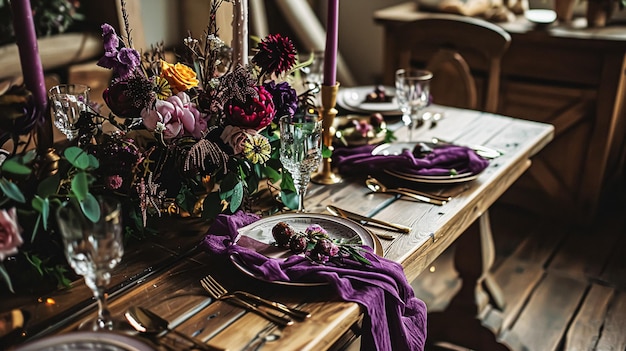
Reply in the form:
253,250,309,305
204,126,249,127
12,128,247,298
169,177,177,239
326,205,411,234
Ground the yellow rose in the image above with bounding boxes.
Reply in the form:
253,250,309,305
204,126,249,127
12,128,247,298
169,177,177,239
159,60,199,93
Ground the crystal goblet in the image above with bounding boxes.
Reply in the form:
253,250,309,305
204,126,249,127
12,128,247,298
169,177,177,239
48,84,90,141
279,115,323,212
56,196,124,330
395,69,432,141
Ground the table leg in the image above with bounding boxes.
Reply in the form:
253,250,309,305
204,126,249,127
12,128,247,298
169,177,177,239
426,211,522,350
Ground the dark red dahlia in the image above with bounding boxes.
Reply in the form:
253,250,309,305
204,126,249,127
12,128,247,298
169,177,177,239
252,33,297,76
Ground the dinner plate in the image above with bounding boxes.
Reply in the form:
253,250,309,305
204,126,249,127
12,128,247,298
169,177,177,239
372,142,484,184
232,213,382,286
14,331,156,351
337,86,401,115
333,115,388,146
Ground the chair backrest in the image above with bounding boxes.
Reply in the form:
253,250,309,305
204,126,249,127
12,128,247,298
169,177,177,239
386,14,511,113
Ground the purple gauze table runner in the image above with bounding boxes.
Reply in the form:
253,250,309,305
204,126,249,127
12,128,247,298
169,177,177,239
201,211,427,351
333,144,489,177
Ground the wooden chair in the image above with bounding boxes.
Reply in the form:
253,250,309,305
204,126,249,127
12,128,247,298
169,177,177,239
383,13,511,113
382,14,521,350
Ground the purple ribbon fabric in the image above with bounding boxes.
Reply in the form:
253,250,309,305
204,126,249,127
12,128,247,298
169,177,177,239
201,211,427,351
333,144,489,177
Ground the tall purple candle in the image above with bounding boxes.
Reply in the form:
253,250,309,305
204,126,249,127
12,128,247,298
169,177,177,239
11,0,47,113
323,0,338,86
11,0,52,151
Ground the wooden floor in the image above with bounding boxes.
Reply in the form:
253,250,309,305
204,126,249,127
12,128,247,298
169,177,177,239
413,189,626,351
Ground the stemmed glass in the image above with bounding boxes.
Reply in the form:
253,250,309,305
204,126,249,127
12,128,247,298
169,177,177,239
48,84,90,141
395,69,433,141
56,196,124,331
300,51,324,106
279,115,323,212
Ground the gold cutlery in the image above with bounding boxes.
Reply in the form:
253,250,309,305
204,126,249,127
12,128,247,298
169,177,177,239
202,275,310,320
431,137,503,159
326,205,410,234
200,276,295,327
125,306,225,351
366,177,451,204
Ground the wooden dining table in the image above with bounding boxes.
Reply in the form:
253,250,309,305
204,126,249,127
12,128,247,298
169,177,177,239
4,104,553,351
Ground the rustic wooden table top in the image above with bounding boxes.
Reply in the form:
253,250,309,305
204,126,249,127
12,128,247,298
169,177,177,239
4,105,553,351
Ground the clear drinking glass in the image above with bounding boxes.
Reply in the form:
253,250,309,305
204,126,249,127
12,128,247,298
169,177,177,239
395,69,433,141
56,196,124,330
49,84,90,140
279,115,323,212
300,51,324,104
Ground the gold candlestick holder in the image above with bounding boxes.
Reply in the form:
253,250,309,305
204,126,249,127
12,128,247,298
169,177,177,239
312,83,343,184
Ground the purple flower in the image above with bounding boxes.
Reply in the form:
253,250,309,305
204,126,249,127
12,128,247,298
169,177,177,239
115,48,142,79
314,238,340,256
263,81,297,120
97,24,141,79
305,224,328,239
100,23,119,52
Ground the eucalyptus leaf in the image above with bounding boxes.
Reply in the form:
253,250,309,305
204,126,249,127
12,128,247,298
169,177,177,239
22,149,37,164
228,181,244,213
0,178,26,203
1,159,32,176
64,147,90,170
31,196,50,230
280,190,299,210
263,165,281,183
0,264,14,293
71,171,89,201
79,193,100,223
87,154,100,169
37,173,60,198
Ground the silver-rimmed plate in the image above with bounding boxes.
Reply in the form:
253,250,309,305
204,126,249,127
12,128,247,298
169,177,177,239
372,142,484,184
337,86,401,115
14,331,156,351
232,213,382,286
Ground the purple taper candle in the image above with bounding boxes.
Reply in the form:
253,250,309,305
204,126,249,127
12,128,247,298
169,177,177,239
323,0,338,86
11,0,47,113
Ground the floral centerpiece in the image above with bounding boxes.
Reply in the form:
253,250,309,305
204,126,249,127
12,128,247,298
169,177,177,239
0,0,316,293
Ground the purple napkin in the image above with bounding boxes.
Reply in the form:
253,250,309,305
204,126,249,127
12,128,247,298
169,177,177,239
201,211,427,351
333,144,489,177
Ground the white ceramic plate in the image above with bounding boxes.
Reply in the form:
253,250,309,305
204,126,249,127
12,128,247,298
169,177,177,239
14,331,156,351
372,142,484,184
337,86,401,115
231,213,382,286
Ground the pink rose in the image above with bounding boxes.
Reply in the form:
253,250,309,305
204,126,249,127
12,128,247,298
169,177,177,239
141,92,207,139
220,125,258,155
225,86,275,130
0,208,23,261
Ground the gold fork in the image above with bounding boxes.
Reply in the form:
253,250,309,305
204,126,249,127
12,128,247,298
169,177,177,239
200,276,296,327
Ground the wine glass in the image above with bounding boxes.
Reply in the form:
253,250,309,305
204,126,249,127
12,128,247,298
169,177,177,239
300,51,324,106
395,69,432,141
279,115,323,212
48,84,90,141
56,196,124,331
301,51,324,90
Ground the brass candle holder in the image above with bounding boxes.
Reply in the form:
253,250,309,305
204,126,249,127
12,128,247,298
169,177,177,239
312,83,343,184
